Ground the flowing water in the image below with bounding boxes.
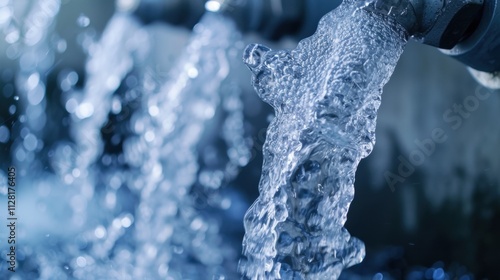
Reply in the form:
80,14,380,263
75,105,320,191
1,7,249,280
11,0,60,173
123,12,248,279
1,0,414,278
239,1,408,279
52,12,147,226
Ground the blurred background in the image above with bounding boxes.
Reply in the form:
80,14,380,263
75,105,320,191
0,0,499,279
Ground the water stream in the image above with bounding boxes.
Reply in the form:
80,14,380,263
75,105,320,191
12,0,60,172
52,12,147,227
239,1,408,279
124,12,247,279
0,0,417,278
2,7,249,280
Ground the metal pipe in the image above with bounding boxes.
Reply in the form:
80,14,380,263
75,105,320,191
441,0,500,72
364,0,500,76
120,0,500,83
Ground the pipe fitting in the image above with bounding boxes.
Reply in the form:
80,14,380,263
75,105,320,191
362,0,420,35
441,0,500,72
363,0,484,49
417,0,484,49
361,0,500,75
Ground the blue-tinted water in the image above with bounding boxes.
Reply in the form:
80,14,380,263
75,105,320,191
239,1,407,279
1,7,249,279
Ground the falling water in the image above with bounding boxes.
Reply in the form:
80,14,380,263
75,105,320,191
11,0,60,173
0,0,19,43
51,12,148,227
0,9,149,280
123,12,247,279
239,1,408,279
0,7,250,279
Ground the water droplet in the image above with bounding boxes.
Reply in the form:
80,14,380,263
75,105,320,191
121,214,134,228
205,0,222,12
144,131,155,142
75,102,94,119
148,105,159,117
94,225,106,239
5,29,20,44
76,256,87,267
111,97,122,114
0,126,10,143
106,75,120,91
8,104,15,115
57,39,67,53
77,14,90,27
65,98,78,113
187,66,199,78
23,133,38,152
433,268,445,280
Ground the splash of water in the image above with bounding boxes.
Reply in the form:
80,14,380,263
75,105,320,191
52,13,148,227
11,0,60,173
239,1,408,279
121,12,246,279
2,10,249,280
0,0,19,42
3,9,144,280
63,12,147,170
